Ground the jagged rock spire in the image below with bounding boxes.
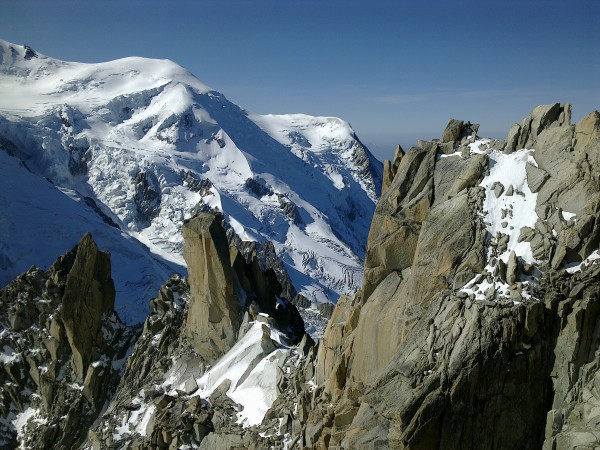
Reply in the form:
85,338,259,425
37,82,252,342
182,213,241,359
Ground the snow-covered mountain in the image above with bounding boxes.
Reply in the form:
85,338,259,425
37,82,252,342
0,40,382,323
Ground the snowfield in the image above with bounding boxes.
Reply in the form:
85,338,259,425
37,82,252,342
0,39,382,323
110,319,298,440
457,139,541,301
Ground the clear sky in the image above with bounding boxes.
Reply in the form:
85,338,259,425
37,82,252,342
2,0,599,160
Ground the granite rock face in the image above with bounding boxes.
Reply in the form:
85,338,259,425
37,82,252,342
182,213,242,359
0,212,309,449
85,212,308,449
61,233,117,382
294,104,600,449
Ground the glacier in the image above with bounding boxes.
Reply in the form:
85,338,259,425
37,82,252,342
0,39,382,324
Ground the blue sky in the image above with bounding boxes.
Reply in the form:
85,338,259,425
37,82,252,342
2,0,598,160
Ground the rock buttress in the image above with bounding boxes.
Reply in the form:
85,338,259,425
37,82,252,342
0,234,134,450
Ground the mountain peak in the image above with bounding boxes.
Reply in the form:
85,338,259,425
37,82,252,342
0,38,382,330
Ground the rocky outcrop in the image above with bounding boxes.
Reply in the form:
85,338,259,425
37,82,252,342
88,272,274,449
182,213,242,359
382,145,405,195
182,213,304,360
83,196,120,228
0,234,135,450
0,209,310,449
302,262,600,449
82,212,308,449
363,143,435,299
441,118,480,144
4,104,599,449
350,139,384,198
362,131,488,300
61,233,117,381
67,142,91,175
289,105,600,449
542,265,600,449
133,170,162,225
226,227,326,334
182,170,213,196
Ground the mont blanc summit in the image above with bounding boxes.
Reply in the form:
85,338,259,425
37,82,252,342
0,39,382,324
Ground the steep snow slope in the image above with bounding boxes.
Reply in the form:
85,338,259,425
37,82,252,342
0,40,382,316
0,150,181,323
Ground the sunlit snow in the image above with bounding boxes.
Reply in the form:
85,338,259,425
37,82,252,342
479,146,539,265
461,140,540,301
0,39,382,323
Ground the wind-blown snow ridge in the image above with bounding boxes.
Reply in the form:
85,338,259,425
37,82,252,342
0,39,382,321
185,321,288,428
112,320,294,440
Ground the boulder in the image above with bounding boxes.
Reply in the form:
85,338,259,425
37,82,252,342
442,119,479,144
525,163,550,193
183,377,198,395
518,103,571,149
198,433,248,450
531,103,563,135
493,181,505,198
442,119,464,143
506,250,520,285
83,362,107,411
504,123,521,153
